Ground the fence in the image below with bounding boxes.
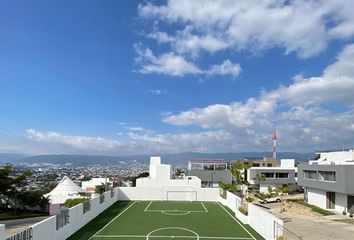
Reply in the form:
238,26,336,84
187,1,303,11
274,221,302,240
6,228,32,240
99,194,105,204
110,189,115,198
83,200,91,214
56,209,69,230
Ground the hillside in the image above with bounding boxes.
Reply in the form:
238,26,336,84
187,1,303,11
13,152,315,167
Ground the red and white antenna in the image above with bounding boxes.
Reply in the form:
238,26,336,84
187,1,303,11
272,128,278,158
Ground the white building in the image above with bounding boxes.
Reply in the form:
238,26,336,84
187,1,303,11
136,156,202,201
82,178,111,193
247,159,298,193
298,150,354,214
44,176,85,215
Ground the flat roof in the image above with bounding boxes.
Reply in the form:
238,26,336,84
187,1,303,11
188,159,229,163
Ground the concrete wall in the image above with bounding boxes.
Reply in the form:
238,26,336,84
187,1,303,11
136,176,201,188
118,186,219,202
218,191,284,240
248,204,283,240
307,187,326,209
0,225,4,240
10,188,119,240
307,187,348,213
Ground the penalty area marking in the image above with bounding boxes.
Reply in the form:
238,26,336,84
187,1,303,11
145,201,208,214
146,227,199,240
161,210,191,215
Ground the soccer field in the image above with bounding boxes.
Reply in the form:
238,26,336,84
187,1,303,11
69,201,264,240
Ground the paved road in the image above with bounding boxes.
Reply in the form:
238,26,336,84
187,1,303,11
0,216,49,238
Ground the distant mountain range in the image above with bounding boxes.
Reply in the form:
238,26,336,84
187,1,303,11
0,153,28,164
0,152,315,167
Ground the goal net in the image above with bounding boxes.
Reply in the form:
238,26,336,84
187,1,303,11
166,191,197,201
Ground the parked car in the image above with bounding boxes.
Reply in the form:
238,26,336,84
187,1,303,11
259,196,281,204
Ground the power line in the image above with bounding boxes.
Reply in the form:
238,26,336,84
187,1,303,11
0,127,55,154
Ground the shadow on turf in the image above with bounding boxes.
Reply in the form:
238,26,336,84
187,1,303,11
67,201,131,240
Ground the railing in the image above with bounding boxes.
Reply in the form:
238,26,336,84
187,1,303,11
274,221,302,240
6,228,32,240
111,189,115,198
99,194,105,204
56,209,70,230
83,200,91,214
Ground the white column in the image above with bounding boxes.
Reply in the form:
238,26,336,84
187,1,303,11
0,224,5,240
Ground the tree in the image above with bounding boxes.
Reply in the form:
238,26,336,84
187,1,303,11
219,182,236,192
230,160,249,185
253,173,266,183
132,172,149,187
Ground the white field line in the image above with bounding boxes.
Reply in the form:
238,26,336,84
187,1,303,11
95,235,253,239
144,201,153,212
200,202,208,212
145,201,207,213
88,201,136,240
218,203,256,240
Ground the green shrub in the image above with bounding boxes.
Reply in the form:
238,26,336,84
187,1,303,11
245,196,254,203
282,186,289,193
64,198,88,208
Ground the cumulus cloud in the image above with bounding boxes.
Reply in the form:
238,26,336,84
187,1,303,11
139,0,354,58
135,45,241,77
162,44,354,151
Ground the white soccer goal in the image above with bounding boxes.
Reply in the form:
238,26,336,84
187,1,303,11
166,191,198,201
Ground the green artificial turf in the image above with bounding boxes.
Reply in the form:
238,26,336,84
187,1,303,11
69,201,264,240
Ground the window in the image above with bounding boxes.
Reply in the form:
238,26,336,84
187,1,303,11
319,171,336,182
190,164,202,170
304,170,317,180
215,164,226,170
203,164,214,170
276,172,289,178
253,163,260,167
267,163,272,167
262,172,274,178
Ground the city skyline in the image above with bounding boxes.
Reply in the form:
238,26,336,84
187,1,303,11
1,0,354,155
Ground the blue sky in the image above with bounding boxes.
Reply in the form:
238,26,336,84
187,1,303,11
1,0,354,155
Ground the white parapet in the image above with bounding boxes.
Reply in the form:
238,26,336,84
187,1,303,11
0,224,5,240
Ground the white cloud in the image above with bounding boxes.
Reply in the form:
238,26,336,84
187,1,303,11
146,89,168,95
162,44,354,152
139,0,354,58
205,59,241,78
134,45,202,76
123,126,146,132
135,45,241,77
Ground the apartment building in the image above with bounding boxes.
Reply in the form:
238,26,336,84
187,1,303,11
298,150,354,214
187,159,232,187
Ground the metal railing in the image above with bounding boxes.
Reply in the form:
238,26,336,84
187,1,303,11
83,200,91,214
99,194,105,204
6,228,32,240
274,221,302,240
111,189,115,198
56,209,70,230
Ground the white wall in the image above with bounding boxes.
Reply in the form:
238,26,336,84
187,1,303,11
335,192,347,213
28,188,119,240
118,187,219,202
218,191,284,240
248,204,283,240
0,224,4,240
307,187,326,209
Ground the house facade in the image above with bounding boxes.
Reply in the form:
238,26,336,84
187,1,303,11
187,159,232,187
247,159,297,193
298,150,354,214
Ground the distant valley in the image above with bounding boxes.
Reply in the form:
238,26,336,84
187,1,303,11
0,152,315,167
